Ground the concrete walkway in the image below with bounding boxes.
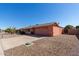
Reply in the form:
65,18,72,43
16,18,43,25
0,45,4,56
0,39,4,56
1,35,45,51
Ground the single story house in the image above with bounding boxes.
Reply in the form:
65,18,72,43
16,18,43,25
19,22,63,36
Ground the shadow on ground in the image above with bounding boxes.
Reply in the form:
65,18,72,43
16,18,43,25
76,35,79,40
22,34,49,38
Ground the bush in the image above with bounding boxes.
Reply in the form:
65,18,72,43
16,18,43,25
5,27,16,34
64,25,74,34
16,30,26,35
76,26,79,29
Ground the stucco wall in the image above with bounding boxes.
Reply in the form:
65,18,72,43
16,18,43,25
34,25,62,36
23,25,63,36
52,26,62,36
34,26,51,36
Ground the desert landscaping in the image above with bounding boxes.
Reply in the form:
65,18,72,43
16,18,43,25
0,3,79,57
3,35,79,56
0,23,79,56
0,32,79,56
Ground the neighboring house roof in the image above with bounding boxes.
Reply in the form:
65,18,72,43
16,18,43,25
19,22,62,30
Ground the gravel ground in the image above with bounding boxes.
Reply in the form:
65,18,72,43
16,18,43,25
4,35,79,56
0,33,20,39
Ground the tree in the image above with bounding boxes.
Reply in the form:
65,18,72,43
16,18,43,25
5,27,16,34
0,29,2,32
64,25,74,34
76,26,79,29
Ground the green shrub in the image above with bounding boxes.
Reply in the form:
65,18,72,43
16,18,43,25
16,30,26,35
76,26,79,30
5,27,16,34
64,25,74,34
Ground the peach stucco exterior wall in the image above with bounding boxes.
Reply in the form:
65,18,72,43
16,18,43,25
34,25,62,36
52,26,62,36
23,25,63,36
34,26,52,36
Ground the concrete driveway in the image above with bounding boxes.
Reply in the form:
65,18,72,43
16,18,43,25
0,35,45,56
1,35,44,50
0,43,4,56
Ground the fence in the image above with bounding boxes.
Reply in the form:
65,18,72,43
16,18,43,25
68,29,79,35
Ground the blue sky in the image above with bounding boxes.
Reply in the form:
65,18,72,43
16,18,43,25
0,3,79,29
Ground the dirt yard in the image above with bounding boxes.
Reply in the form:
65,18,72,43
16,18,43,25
4,35,79,56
